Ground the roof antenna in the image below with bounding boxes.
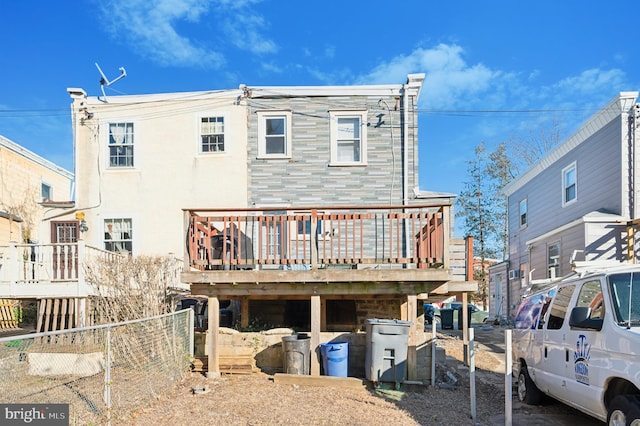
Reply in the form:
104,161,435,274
95,62,127,102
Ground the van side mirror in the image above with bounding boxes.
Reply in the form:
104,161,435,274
569,306,603,331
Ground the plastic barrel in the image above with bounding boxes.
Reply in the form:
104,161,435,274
320,341,348,377
282,334,310,375
440,308,454,329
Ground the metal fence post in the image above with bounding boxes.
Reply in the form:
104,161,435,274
505,329,513,426
105,325,112,426
469,327,476,423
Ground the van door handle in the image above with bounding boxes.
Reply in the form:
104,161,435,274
566,349,569,362
544,347,547,358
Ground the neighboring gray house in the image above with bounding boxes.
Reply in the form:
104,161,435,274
490,92,640,320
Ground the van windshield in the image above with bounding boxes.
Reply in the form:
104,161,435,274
607,273,640,327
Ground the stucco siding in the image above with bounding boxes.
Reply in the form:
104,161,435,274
74,93,247,256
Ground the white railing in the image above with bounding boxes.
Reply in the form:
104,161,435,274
0,242,189,299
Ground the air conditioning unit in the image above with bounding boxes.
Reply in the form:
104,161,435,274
508,269,520,280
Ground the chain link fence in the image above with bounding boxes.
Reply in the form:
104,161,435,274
0,309,193,425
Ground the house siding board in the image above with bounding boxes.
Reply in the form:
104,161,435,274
247,95,415,206
584,222,627,262
508,118,624,274
492,93,640,320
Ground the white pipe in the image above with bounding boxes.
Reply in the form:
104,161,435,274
505,329,513,426
430,319,436,386
403,85,410,260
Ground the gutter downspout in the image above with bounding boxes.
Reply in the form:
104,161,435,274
403,85,410,262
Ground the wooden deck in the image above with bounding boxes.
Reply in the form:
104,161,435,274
181,204,477,378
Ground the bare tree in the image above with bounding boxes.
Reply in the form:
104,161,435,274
509,116,563,175
84,254,177,324
487,142,516,261
456,143,498,307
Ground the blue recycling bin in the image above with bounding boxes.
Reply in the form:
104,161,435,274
320,342,348,377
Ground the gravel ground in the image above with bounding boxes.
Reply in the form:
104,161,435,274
120,328,602,426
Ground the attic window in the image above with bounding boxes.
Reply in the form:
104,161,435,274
519,198,527,228
41,183,52,201
562,162,577,206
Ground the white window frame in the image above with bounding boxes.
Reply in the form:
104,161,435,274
104,218,133,254
562,162,577,206
547,242,560,279
107,122,135,168
519,264,527,288
41,182,52,201
519,198,527,228
257,111,292,159
329,110,367,166
199,114,227,154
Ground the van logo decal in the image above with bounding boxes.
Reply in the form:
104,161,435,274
573,334,590,385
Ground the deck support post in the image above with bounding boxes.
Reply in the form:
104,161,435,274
406,294,418,380
207,295,220,378
310,294,321,376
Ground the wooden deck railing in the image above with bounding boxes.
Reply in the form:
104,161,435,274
185,204,450,271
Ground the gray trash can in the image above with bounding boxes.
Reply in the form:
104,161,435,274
282,333,310,375
440,308,454,330
365,319,412,386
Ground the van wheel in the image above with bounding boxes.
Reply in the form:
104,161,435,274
517,366,542,405
607,395,640,426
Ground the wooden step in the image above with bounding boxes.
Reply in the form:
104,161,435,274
192,355,257,374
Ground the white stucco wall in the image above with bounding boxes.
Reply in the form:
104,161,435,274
70,90,248,256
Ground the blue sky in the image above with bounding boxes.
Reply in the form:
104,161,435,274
1,1,638,200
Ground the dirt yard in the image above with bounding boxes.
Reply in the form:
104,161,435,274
121,327,602,426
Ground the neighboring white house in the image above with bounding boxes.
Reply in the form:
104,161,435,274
65,87,248,257
490,92,640,320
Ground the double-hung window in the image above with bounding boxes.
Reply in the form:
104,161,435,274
547,242,560,279
562,162,577,205
330,110,367,165
201,116,225,153
257,111,292,158
104,218,133,253
109,122,134,167
519,198,527,228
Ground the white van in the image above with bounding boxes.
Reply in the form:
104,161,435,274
512,262,640,425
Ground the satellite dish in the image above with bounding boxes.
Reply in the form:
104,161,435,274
95,62,127,102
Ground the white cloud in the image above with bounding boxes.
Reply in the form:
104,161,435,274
554,68,626,95
356,44,501,109
98,0,276,68
222,12,278,55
